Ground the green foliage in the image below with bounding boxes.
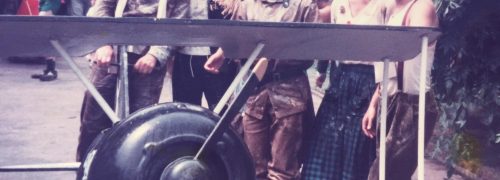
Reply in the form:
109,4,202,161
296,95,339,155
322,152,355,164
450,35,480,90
433,0,500,141
452,133,480,165
431,0,500,177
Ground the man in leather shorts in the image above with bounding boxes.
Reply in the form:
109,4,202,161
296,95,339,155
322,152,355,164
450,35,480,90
204,0,325,179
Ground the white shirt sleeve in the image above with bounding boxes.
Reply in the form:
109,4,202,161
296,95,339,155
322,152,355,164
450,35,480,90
373,61,397,83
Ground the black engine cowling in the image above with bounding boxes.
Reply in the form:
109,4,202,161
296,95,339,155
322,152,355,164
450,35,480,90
79,103,254,180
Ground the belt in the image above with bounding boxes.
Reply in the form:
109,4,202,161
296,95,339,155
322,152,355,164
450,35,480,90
261,70,305,84
176,53,208,59
337,63,373,72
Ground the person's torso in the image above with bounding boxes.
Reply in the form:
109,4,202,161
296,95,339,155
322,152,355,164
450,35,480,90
119,0,205,18
235,0,319,72
332,0,383,65
119,0,211,55
240,0,317,22
374,0,435,95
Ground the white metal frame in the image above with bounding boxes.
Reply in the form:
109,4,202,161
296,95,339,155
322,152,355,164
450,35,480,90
379,35,429,180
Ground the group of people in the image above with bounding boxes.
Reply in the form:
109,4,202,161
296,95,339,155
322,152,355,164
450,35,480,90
76,0,439,180
0,0,93,16
301,0,439,180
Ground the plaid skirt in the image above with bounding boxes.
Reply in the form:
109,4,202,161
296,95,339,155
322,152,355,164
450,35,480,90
302,64,377,180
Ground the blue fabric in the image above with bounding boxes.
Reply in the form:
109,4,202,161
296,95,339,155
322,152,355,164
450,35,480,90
39,0,61,13
302,64,377,180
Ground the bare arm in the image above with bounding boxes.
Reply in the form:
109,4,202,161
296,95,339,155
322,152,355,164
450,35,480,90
315,60,329,88
204,0,243,73
204,48,226,74
362,84,381,138
407,0,438,28
86,0,118,66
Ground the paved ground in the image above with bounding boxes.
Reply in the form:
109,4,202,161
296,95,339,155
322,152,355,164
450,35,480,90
0,58,83,180
0,58,463,180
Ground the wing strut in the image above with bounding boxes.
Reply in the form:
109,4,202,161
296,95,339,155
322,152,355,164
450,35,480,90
0,162,80,172
115,46,130,120
51,40,120,123
195,42,266,160
213,43,266,114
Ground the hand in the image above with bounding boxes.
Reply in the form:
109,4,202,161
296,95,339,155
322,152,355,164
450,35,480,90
315,73,326,88
134,54,157,74
94,45,114,67
204,48,225,74
362,106,377,138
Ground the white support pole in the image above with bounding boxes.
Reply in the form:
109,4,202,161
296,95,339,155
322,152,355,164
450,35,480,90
113,0,128,120
50,40,120,123
213,43,266,114
157,0,168,18
418,36,429,180
115,46,129,119
114,0,128,18
194,43,266,160
379,58,390,180
121,46,129,116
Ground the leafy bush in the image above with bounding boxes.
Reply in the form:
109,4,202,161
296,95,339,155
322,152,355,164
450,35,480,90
430,0,500,177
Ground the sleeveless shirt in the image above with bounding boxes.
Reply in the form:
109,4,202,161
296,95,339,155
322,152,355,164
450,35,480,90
374,0,435,95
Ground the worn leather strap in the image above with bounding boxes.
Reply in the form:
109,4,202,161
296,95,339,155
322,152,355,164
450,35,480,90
396,0,418,91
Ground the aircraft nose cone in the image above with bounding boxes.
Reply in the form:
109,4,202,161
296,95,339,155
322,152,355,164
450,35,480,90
160,157,211,180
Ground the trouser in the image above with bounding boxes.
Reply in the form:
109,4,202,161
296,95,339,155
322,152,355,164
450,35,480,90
243,74,311,180
367,91,439,180
66,0,91,16
172,53,236,110
243,110,304,180
77,53,167,161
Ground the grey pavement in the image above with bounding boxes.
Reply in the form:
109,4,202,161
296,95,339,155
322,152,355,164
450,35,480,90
0,58,462,180
0,57,83,180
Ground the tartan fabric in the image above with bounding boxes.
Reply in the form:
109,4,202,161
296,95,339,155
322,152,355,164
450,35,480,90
302,64,376,180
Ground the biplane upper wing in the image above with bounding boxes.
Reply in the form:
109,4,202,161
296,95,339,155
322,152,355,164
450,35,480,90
0,16,439,61
0,16,440,178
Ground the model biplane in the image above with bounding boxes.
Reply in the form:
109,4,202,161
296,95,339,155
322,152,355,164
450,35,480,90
0,15,439,180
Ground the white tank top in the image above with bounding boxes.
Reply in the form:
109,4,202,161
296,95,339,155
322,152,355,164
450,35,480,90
374,0,436,95
331,0,384,65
